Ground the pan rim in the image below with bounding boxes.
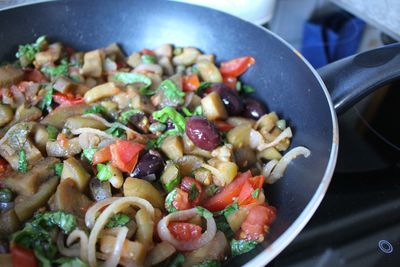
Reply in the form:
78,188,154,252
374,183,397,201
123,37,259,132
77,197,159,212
0,0,339,266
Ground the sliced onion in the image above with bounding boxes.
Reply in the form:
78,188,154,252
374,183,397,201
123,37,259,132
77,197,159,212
134,63,163,75
57,233,80,258
104,226,128,267
257,127,292,151
71,128,115,140
262,159,278,178
157,208,216,251
66,229,89,262
267,146,311,184
249,129,264,149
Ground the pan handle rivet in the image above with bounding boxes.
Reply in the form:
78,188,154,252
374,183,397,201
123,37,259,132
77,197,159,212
378,240,393,254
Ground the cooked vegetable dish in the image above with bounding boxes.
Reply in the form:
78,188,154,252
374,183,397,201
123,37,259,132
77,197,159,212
0,36,310,267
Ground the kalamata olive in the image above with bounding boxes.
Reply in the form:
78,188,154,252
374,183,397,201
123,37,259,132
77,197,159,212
131,150,164,178
128,113,149,133
210,83,244,115
186,116,220,151
243,98,267,119
0,239,9,254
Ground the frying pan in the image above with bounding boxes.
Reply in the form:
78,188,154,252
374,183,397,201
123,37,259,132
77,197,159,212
1,0,399,266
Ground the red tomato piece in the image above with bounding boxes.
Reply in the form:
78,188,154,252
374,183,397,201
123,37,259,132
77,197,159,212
240,205,276,241
52,92,84,106
141,48,155,56
182,74,201,92
214,120,234,132
110,140,144,173
173,188,191,211
220,56,256,77
222,75,237,89
23,68,46,82
238,175,264,205
92,146,112,165
11,245,38,267
203,171,252,211
180,176,203,205
56,133,69,148
168,222,202,241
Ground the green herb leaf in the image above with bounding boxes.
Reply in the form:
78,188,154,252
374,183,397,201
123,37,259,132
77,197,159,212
41,58,69,78
182,106,203,117
236,81,242,92
189,184,199,201
105,124,125,138
52,162,63,177
82,148,97,163
222,203,239,219
113,72,153,95
165,189,178,213
167,253,185,267
152,107,187,146
18,149,28,173
205,184,219,197
215,216,234,239
96,163,113,181
252,188,260,199
55,257,89,267
193,259,221,267
242,84,256,94
16,35,46,66
39,86,53,111
158,79,185,103
84,105,106,114
141,54,157,64
106,213,131,228
119,109,141,124
196,81,212,94
196,206,213,219
230,239,258,256
46,125,58,141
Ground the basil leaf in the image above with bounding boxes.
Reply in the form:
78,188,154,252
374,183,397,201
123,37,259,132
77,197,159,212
196,206,213,219
230,239,258,256
119,109,141,124
158,79,185,103
46,125,58,141
182,106,203,117
52,162,63,177
152,107,186,133
82,148,96,163
193,260,221,267
16,35,47,66
141,54,157,64
105,124,125,137
242,84,256,93
113,72,153,95
222,203,239,219
168,253,185,267
215,216,234,239
96,163,113,181
106,213,130,228
39,86,53,111
18,149,28,173
165,189,178,213
41,58,69,78
84,105,106,114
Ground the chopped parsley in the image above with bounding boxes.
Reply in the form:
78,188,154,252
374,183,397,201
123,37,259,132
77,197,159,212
230,239,258,256
39,86,53,111
105,124,125,138
113,72,153,95
141,54,157,64
158,79,185,104
41,58,69,78
215,216,234,239
196,206,213,219
105,213,131,228
165,189,178,213
18,149,28,173
188,184,199,201
242,84,256,93
182,106,203,117
46,125,58,141
16,35,47,66
151,107,186,146
53,162,63,177
82,148,96,163
119,109,141,124
84,105,106,115
222,203,239,218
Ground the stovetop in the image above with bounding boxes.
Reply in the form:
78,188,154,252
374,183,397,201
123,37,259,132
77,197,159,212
271,104,400,267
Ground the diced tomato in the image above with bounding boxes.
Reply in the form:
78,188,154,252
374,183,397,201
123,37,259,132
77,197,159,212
240,205,276,241
23,68,46,82
168,222,202,241
180,176,203,205
203,171,252,211
109,140,144,173
173,188,191,211
56,133,69,148
182,74,201,92
249,175,264,190
0,157,9,177
214,120,234,132
238,175,264,205
222,75,237,89
11,245,38,267
53,92,84,106
220,56,256,77
141,48,155,56
92,146,112,165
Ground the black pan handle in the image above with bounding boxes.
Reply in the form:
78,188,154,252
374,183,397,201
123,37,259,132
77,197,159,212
317,42,400,115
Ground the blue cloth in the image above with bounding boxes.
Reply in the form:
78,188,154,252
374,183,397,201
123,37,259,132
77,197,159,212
301,13,365,68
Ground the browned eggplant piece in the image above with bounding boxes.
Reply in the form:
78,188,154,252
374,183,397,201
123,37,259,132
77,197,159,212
0,64,24,87
41,103,89,129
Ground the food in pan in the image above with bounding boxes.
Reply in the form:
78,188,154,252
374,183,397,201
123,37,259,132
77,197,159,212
0,36,310,266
